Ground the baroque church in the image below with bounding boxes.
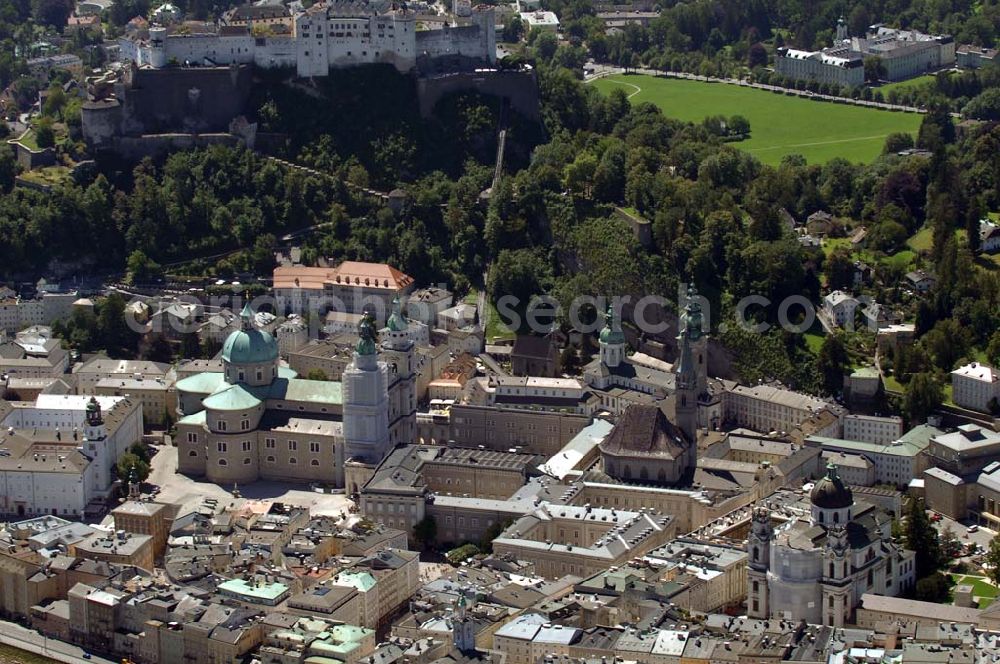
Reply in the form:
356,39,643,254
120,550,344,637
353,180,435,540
175,300,416,489
595,286,706,486
747,464,916,627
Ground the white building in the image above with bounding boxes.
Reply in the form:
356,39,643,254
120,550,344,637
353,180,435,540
806,423,941,487
823,290,859,328
405,287,452,326
275,316,309,357
981,220,1000,253
775,22,954,87
0,395,144,517
775,46,864,88
0,292,77,334
747,471,916,628
124,1,495,75
842,414,904,445
821,450,876,486
519,10,559,31
951,362,1000,414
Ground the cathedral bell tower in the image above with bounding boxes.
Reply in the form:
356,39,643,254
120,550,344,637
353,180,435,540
674,322,698,444
822,525,852,627
84,396,106,442
343,312,391,465
747,507,773,618
680,284,708,398
381,296,416,447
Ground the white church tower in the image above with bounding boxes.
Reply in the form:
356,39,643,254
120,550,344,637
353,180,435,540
84,396,114,492
598,304,626,368
747,506,773,619
342,312,391,464
381,296,416,447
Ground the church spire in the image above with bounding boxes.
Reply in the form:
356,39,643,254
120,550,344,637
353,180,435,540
387,296,408,332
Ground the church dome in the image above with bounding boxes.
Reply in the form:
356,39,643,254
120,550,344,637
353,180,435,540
810,464,853,509
222,327,279,364
222,303,278,365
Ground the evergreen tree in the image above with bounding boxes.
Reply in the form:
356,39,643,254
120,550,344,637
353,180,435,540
905,497,945,579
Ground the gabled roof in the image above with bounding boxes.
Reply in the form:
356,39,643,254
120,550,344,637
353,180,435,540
599,404,688,459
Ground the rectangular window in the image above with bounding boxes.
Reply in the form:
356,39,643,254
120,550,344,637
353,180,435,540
217,420,227,431
288,440,297,451
265,438,275,449
187,433,198,443
242,441,251,452
217,442,227,453
241,419,250,431
310,442,320,453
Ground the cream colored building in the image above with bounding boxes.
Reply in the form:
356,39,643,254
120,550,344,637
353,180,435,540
492,503,675,579
112,499,171,558
448,403,590,455
723,383,843,436
95,376,177,426
74,358,173,393
73,531,155,571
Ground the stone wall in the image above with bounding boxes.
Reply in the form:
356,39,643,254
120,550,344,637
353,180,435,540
111,133,241,161
119,64,253,136
416,69,540,120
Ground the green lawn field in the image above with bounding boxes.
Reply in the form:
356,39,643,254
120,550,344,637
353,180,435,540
877,74,938,93
591,75,923,165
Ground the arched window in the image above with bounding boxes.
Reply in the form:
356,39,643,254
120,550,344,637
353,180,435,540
218,459,227,466
623,465,632,480
658,469,666,483
833,511,840,524
753,580,759,593
753,546,759,561
243,458,251,465
188,450,198,456
311,460,320,466
640,467,648,481
819,511,825,524
266,456,275,463
867,569,874,586
829,562,834,578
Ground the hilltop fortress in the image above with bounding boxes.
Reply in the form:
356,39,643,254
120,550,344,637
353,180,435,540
118,0,496,76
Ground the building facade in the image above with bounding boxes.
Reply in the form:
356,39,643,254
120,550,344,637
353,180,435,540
746,468,915,627
175,305,414,488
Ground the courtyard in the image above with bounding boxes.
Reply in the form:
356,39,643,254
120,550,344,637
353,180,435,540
146,442,356,518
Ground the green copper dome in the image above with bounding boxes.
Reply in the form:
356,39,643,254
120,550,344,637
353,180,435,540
222,303,279,365
599,305,625,345
222,328,279,364
387,296,408,332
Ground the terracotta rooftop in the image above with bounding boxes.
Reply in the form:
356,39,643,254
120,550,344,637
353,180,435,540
273,261,413,291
